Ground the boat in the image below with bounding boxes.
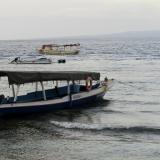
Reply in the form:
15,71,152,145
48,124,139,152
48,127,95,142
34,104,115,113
10,57,52,64
0,70,113,116
38,43,80,55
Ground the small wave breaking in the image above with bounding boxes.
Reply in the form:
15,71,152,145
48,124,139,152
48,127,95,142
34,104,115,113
50,120,160,134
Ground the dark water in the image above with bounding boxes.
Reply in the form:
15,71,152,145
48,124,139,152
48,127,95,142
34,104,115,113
0,37,160,160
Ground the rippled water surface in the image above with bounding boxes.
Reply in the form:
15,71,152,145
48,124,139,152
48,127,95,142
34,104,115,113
0,37,160,160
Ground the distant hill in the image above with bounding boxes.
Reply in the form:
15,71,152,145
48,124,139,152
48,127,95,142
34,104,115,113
61,31,160,40
106,31,160,38
18,30,160,41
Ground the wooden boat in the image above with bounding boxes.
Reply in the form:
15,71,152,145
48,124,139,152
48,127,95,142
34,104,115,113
38,43,80,55
0,71,113,116
10,57,52,64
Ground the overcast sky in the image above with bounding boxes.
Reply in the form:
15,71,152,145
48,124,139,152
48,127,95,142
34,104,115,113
0,0,160,40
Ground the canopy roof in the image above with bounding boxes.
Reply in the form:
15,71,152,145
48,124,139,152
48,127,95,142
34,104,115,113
42,43,80,49
0,71,100,85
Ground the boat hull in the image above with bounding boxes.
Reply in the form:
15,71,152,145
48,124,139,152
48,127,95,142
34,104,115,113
10,58,52,64
0,87,106,116
11,61,52,64
39,50,79,55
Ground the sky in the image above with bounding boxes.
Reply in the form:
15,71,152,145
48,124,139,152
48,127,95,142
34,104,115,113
0,0,160,40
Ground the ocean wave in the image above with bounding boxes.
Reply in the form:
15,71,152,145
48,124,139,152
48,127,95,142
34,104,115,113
100,109,124,114
50,121,160,134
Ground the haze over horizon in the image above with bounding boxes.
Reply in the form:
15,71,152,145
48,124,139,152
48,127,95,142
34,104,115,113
0,0,160,40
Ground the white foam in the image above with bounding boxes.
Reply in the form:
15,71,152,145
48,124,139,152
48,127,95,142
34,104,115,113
50,120,107,130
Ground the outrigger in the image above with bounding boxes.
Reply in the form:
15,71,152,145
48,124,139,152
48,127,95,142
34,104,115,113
0,71,113,116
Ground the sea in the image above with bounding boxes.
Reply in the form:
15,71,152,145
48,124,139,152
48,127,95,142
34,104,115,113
0,36,160,160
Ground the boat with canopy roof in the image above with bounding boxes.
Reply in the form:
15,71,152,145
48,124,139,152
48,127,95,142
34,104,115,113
0,70,113,116
38,43,80,55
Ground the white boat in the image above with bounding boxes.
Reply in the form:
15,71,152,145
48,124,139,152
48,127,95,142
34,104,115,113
0,70,113,116
10,57,52,64
38,43,80,55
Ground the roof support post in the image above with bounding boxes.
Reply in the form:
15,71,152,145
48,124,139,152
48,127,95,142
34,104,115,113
11,84,15,98
40,81,46,101
67,81,72,107
56,81,58,87
67,81,70,95
35,82,38,92
14,84,20,102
